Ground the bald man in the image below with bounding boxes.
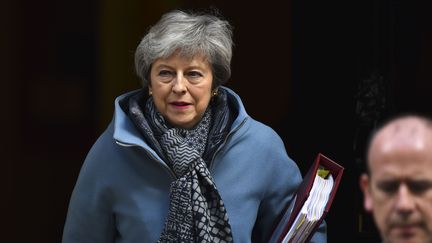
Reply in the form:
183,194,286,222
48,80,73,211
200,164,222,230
360,115,432,243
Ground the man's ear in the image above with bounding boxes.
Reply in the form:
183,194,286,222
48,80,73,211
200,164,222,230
360,173,373,212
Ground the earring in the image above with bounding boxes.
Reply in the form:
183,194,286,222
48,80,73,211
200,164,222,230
149,90,153,96
212,89,218,97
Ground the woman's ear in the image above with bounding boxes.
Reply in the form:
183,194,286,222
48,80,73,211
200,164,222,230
360,173,373,212
148,85,153,96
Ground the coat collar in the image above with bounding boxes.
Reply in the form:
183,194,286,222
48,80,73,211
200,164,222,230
112,86,249,152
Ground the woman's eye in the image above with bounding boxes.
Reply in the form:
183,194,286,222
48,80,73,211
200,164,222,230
187,71,203,78
158,70,173,77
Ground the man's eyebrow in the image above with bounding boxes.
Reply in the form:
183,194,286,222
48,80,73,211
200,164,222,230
375,180,399,192
376,179,432,193
406,179,432,187
375,178,398,185
406,178,432,184
375,179,432,190
376,178,432,183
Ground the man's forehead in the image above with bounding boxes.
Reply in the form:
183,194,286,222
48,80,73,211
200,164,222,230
378,117,427,140
369,155,432,183
369,118,432,158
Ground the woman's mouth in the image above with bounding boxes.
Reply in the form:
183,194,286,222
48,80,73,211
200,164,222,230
170,101,191,109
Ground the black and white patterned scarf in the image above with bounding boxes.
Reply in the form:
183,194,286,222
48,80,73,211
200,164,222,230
127,89,235,243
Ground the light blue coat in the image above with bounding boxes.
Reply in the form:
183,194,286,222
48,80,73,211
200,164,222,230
62,87,326,243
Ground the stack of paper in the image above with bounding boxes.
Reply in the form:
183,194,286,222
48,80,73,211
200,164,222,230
267,153,344,243
282,170,334,243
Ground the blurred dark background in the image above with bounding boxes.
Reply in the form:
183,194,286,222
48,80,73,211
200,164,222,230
2,0,432,242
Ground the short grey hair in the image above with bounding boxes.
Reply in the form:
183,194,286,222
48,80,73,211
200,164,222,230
134,10,234,88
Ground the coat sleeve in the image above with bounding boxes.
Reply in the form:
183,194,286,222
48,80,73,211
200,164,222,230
251,128,327,243
62,133,116,243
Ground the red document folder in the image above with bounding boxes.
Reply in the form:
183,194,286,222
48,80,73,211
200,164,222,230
268,153,344,243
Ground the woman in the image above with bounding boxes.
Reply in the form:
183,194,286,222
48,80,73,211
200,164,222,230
62,9,326,243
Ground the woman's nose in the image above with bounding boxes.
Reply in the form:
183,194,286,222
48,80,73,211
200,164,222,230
172,73,187,94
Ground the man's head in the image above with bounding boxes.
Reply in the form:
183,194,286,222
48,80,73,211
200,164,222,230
360,115,432,243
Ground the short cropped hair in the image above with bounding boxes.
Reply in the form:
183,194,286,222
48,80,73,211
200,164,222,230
134,9,233,88
364,112,432,173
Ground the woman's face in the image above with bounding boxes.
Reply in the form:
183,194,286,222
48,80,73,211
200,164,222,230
149,51,213,129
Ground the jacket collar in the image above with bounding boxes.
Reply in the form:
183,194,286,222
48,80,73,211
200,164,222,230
112,86,249,151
